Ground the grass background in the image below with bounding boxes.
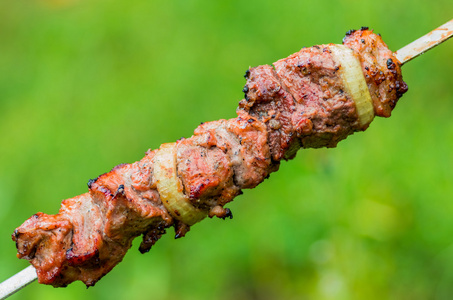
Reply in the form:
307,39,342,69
1,0,453,299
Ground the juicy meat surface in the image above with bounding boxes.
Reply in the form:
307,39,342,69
12,28,408,287
239,65,298,161
343,28,408,117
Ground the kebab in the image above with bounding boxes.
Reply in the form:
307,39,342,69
1,20,452,298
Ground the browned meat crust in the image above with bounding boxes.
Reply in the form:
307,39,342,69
12,29,408,287
273,44,360,149
343,27,408,117
239,65,298,161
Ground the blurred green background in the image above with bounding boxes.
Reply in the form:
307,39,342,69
1,0,452,299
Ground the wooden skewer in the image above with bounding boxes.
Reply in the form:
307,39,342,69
394,19,453,65
0,19,452,300
0,266,37,300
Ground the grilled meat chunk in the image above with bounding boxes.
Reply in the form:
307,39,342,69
343,29,408,117
239,65,298,161
273,44,361,148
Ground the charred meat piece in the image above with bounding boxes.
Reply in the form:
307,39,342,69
273,44,362,148
239,65,298,161
343,29,408,117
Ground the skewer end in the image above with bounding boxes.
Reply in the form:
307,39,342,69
0,266,37,300
394,19,453,65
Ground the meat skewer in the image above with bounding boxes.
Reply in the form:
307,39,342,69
1,20,452,300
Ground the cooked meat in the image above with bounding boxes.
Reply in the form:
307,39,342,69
12,28,408,287
273,44,361,149
343,27,408,117
239,65,298,161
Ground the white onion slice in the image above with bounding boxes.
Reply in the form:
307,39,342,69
153,143,207,226
329,44,374,127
